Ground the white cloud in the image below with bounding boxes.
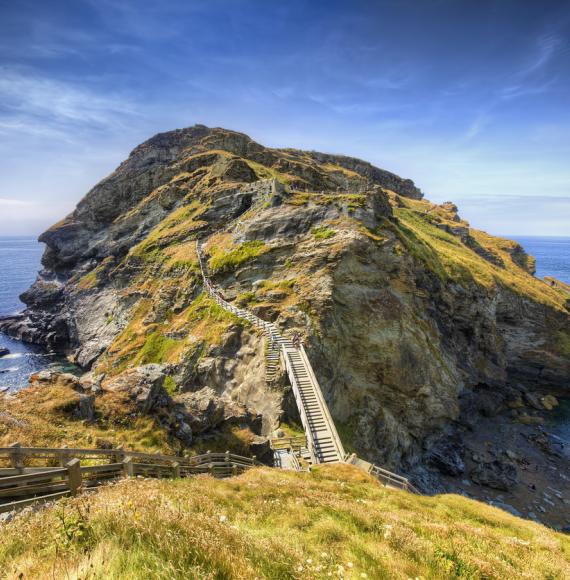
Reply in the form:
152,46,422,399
0,67,140,134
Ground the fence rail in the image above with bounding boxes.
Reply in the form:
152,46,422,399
0,444,259,514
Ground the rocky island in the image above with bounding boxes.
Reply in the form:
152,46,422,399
1,125,569,528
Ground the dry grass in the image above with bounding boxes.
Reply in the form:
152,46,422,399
0,380,174,453
1,464,568,579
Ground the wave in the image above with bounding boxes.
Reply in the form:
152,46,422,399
1,353,24,359
0,367,19,373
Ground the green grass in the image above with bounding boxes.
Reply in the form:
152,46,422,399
312,225,336,240
163,376,178,396
133,331,180,366
208,240,268,273
1,464,568,579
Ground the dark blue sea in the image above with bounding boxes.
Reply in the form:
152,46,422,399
512,236,570,285
0,237,67,392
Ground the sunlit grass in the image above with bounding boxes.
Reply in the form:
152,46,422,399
1,464,568,579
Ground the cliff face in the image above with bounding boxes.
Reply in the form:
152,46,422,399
2,125,569,494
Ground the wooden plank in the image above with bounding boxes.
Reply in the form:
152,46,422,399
0,468,67,487
0,491,70,514
0,483,68,499
80,463,123,475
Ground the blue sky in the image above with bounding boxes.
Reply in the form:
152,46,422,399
0,0,569,236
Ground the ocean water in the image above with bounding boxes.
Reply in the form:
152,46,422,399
513,236,570,285
0,237,44,316
0,236,62,392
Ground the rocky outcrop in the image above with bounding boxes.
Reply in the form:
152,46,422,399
1,125,568,491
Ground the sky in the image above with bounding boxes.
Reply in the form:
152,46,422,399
0,0,569,237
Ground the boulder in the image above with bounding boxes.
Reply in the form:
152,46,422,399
174,387,261,434
103,364,171,413
0,347,9,358
471,460,519,491
523,392,544,410
175,421,193,446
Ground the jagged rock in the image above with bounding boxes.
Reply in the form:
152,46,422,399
406,465,447,494
175,421,193,446
103,364,171,414
524,392,544,410
426,437,465,476
174,387,261,435
471,460,519,491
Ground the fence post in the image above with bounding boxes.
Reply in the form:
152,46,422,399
9,442,23,473
123,457,134,478
172,461,180,479
59,445,69,467
66,459,82,496
113,445,124,464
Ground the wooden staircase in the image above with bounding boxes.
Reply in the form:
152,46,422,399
196,241,345,465
195,232,420,492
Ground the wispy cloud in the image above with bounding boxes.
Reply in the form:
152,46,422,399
517,32,566,79
0,67,140,136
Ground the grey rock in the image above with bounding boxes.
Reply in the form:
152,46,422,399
104,364,171,414
490,501,522,517
426,437,465,476
250,435,273,465
471,460,519,491
0,347,9,358
78,394,95,422
175,421,193,446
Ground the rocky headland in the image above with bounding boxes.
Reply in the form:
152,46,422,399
1,125,569,527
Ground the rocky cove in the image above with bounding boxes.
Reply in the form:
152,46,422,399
0,125,569,528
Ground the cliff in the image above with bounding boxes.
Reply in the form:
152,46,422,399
1,126,569,521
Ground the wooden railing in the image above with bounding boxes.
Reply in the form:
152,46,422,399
345,453,420,493
0,445,259,514
270,436,307,452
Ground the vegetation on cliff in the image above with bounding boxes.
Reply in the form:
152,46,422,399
1,125,568,524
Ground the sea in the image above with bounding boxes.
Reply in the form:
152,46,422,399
0,235,569,438
0,237,74,393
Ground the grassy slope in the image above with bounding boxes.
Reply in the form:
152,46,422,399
391,198,567,313
1,464,568,579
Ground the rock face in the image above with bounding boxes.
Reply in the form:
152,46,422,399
1,125,568,482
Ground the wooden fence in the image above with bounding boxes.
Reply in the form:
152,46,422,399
0,444,259,514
